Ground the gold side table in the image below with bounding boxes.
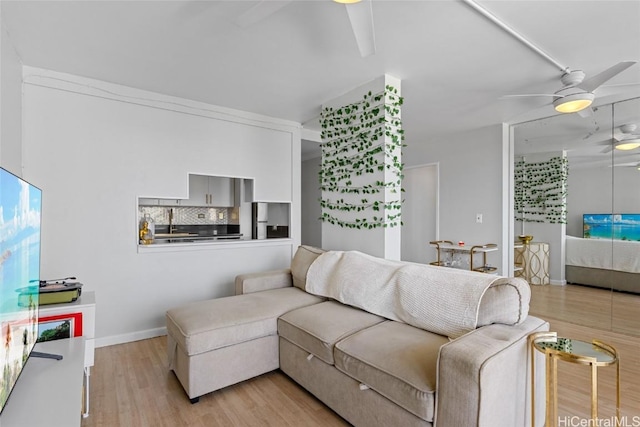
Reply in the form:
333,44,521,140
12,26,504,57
529,332,620,427
515,242,550,285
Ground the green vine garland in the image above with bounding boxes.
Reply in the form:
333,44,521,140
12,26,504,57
514,156,568,224
319,85,405,229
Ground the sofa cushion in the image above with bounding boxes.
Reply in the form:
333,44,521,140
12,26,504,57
334,320,448,422
291,245,325,291
278,301,385,365
166,287,323,356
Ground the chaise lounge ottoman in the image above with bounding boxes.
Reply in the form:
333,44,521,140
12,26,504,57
166,286,323,402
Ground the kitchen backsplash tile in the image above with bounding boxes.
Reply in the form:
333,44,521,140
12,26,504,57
139,206,239,225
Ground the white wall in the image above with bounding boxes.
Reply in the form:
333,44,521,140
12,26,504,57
21,67,301,346
301,156,322,248
404,125,505,272
567,163,640,234
567,165,614,237
0,9,23,173
613,166,640,218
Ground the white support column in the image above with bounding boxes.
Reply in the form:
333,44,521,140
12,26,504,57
320,75,402,259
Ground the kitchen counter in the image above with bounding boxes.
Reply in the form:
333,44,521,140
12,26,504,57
137,236,293,254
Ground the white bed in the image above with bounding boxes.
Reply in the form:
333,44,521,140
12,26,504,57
565,235,640,293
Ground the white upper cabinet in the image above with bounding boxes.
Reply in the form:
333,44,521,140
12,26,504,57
187,174,234,207
209,176,234,207
187,174,209,206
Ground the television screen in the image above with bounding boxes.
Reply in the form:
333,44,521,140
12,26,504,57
583,213,640,241
0,167,42,414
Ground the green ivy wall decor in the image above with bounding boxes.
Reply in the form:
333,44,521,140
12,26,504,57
514,156,568,224
319,85,405,229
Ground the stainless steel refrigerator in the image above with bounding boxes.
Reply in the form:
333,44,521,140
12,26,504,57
252,202,268,239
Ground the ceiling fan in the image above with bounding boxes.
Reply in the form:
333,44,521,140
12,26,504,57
234,0,376,57
504,61,638,117
597,123,640,153
613,161,640,170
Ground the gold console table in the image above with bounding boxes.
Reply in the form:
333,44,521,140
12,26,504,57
430,240,498,273
529,332,620,427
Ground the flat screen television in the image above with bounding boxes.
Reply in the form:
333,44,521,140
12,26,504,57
0,167,42,414
583,213,640,241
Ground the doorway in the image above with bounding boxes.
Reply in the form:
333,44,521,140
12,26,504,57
401,163,438,263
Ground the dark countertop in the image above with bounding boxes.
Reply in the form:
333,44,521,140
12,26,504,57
155,224,240,237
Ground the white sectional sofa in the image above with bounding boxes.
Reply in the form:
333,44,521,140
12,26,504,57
166,245,548,427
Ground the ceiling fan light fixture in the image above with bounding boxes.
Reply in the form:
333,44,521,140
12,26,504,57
553,92,594,114
615,139,640,151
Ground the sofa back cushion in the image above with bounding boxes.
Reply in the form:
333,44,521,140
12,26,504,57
306,250,530,338
291,245,326,290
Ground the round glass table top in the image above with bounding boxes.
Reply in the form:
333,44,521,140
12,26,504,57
533,337,617,364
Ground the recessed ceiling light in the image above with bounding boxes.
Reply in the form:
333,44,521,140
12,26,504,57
333,0,362,3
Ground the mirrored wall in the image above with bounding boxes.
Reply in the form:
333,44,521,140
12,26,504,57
510,97,640,337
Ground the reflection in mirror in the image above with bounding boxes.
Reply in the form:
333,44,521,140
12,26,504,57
611,97,640,336
512,102,614,333
512,97,640,337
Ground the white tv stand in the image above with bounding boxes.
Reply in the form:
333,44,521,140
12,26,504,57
36,290,96,418
0,338,85,427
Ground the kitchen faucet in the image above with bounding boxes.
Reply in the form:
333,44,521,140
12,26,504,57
168,208,176,234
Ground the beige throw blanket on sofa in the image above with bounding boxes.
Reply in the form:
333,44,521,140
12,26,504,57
306,250,501,338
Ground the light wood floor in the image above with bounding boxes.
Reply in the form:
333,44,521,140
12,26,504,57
82,336,348,427
529,282,640,335
81,285,640,426
529,284,640,419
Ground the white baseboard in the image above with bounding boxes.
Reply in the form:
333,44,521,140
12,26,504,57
95,327,167,348
550,279,567,285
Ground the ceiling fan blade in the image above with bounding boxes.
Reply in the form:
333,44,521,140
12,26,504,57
595,82,640,95
600,145,614,153
500,93,560,99
594,138,615,153
345,0,376,57
234,1,292,28
580,60,638,92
